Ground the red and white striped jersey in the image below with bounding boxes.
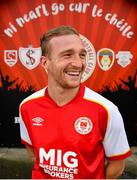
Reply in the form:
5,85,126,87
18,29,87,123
19,85,131,179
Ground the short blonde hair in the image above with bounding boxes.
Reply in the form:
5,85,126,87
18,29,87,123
40,25,79,57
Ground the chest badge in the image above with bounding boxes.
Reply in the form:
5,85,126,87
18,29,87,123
74,117,93,135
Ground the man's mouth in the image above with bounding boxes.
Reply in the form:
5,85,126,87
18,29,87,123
65,71,80,76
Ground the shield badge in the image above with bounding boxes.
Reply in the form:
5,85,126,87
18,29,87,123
97,48,114,71
19,47,41,70
4,50,17,67
116,51,133,68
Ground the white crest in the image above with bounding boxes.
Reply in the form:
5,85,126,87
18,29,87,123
4,50,18,67
116,51,133,68
80,35,96,82
19,47,41,70
75,117,93,135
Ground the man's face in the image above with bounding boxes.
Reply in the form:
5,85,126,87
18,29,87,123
45,34,86,89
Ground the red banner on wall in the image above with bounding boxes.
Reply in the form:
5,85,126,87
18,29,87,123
0,0,137,91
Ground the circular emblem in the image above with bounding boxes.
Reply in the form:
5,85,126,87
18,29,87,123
80,35,96,83
75,117,93,135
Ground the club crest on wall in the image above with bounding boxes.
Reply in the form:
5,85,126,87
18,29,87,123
19,46,41,70
97,48,114,71
4,50,18,67
80,35,96,82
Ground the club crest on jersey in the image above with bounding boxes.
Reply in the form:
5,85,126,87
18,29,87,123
97,48,114,71
19,46,41,70
32,117,44,126
75,117,92,135
4,50,18,67
80,35,96,82
116,51,133,67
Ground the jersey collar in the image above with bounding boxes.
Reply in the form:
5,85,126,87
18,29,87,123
44,84,85,107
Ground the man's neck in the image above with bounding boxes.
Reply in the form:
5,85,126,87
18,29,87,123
47,85,80,107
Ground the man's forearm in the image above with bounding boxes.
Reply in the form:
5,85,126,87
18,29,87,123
105,160,125,179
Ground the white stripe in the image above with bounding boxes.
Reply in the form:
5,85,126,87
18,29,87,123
19,114,32,145
20,87,46,106
84,87,130,158
103,106,130,157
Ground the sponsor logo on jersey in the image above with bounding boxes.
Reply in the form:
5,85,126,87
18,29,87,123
97,48,114,71
19,46,41,70
39,148,78,179
4,50,17,67
80,35,96,82
32,117,44,126
116,51,133,67
75,117,93,135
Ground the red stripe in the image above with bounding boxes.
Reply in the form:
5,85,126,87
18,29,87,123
107,150,132,161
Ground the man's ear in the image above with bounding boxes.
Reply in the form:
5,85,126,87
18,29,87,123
40,56,47,68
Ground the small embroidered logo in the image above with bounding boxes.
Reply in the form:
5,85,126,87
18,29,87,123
32,117,44,126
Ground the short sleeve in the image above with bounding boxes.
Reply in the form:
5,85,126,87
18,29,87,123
103,105,131,160
19,112,32,146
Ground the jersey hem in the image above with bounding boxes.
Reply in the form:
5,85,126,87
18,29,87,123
21,138,33,147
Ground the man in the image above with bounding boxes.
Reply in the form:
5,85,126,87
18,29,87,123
19,26,131,179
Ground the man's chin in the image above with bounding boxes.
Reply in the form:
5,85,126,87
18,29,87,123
62,81,81,89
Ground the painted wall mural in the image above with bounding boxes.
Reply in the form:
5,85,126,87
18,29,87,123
0,0,137,146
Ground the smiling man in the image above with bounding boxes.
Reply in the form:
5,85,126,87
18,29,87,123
19,26,131,179
41,31,87,103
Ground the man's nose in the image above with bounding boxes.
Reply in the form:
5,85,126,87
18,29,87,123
71,55,83,68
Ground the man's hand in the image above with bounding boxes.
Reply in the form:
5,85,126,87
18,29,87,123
25,145,36,162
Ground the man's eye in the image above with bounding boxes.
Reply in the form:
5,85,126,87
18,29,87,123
80,53,86,59
64,54,71,58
